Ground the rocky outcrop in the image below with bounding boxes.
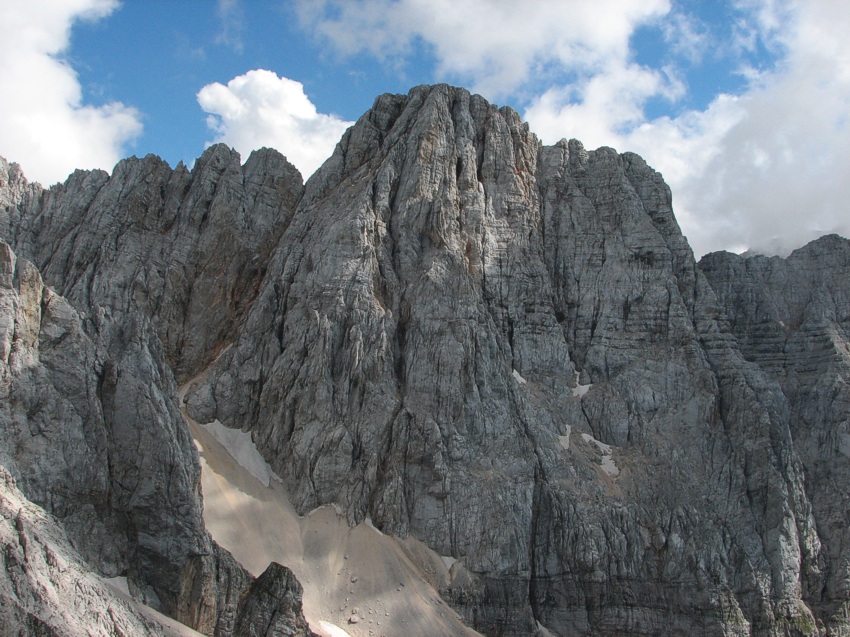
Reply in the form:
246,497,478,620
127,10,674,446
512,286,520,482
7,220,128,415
0,138,312,636
2,82,848,636
0,462,315,637
0,156,41,247
232,563,314,637
183,84,830,635
0,464,194,637
700,235,850,634
0,233,314,635
6,144,302,382
0,234,215,623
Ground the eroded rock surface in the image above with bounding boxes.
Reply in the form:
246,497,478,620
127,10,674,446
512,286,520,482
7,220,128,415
184,85,833,635
232,562,315,637
2,83,849,636
0,464,196,637
700,235,850,634
0,232,311,635
5,144,302,381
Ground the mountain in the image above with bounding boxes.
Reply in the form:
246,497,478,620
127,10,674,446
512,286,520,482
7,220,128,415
0,151,313,637
1,84,849,636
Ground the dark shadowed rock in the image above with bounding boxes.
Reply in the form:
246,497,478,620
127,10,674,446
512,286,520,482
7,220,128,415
233,562,316,637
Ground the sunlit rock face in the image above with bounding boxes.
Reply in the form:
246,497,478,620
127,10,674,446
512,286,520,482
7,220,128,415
2,83,849,636
183,84,835,636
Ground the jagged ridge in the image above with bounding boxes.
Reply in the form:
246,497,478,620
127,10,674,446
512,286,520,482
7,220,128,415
1,84,849,636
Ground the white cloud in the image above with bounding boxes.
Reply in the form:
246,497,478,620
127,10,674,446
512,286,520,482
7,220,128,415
216,0,244,53
0,0,142,186
295,0,671,99
197,70,353,178
525,62,682,151
297,0,850,258
619,0,850,257
661,11,710,64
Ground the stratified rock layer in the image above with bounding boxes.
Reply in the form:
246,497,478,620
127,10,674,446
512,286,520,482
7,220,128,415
700,235,850,634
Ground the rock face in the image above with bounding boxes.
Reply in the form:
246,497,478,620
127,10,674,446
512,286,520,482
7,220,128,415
6,144,302,382
181,84,837,635
700,235,850,634
0,464,192,637
1,83,849,636
0,460,312,637
0,143,313,636
232,563,313,637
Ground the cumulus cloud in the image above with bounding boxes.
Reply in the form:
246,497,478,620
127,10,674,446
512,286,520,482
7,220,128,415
619,0,850,257
295,0,671,99
529,0,850,257
197,70,353,178
525,62,683,151
297,0,850,257
0,0,142,186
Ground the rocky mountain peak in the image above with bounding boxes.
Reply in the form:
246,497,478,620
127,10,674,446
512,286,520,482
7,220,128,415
179,84,832,635
1,84,849,636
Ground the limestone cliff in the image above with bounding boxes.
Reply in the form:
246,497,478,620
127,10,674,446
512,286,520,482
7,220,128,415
1,84,848,636
0,143,313,637
701,235,850,633
184,85,829,635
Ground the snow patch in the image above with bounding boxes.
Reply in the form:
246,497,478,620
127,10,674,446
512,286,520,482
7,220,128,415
103,576,130,597
558,425,572,450
581,433,619,477
512,369,527,384
572,383,592,398
600,455,620,477
364,517,384,536
581,433,611,454
571,369,591,397
441,555,457,570
307,503,342,517
318,621,352,637
201,420,277,487
536,622,558,637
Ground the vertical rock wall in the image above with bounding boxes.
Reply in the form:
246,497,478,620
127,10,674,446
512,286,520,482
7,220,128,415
185,85,832,636
3,83,849,636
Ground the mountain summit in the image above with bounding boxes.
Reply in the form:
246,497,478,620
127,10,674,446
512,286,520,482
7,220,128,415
2,84,849,636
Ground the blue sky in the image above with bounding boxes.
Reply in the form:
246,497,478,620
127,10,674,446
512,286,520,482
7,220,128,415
1,0,849,258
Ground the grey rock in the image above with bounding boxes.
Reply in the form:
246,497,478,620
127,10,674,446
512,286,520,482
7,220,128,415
700,235,850,634
0,239,313,636
0,156,41,248
232,562,316,637
186,85,828,635
3,82,847,637
4,144,302,382
0,463,186,636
